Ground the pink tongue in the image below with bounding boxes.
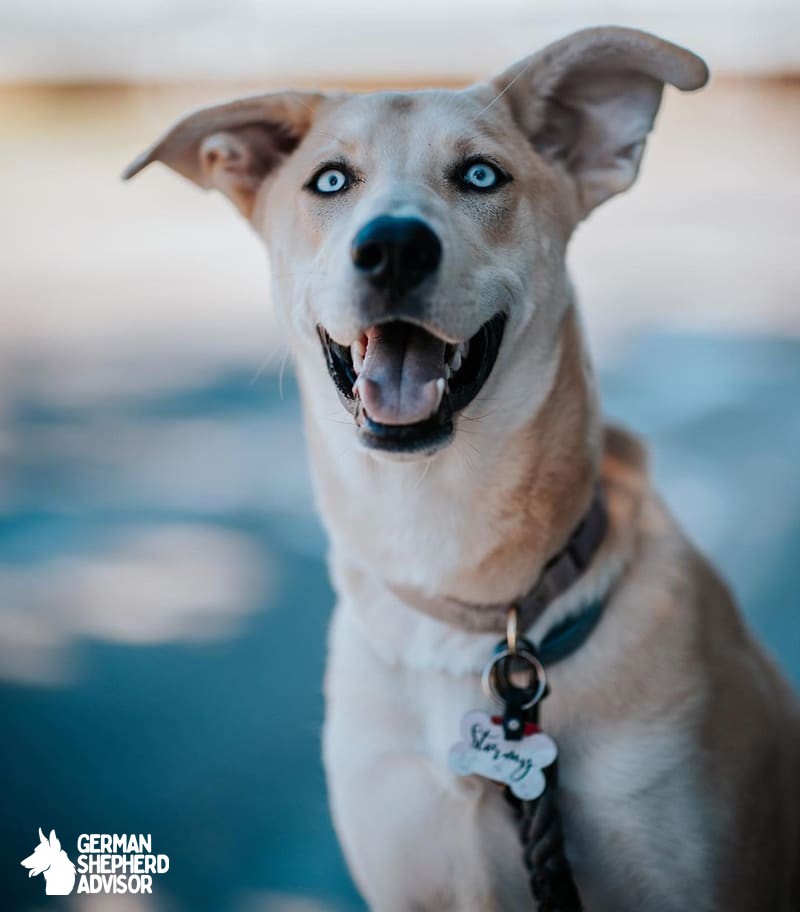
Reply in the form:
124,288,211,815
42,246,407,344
355,323,446,426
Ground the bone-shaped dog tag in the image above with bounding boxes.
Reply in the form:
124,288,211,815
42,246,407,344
448,709,557,800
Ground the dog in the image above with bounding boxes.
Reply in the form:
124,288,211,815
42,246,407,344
20,828,76,895
126,26,800,910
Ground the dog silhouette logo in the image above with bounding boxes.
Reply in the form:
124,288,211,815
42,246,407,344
21,828,76,895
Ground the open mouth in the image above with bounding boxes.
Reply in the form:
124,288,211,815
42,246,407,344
318,312,506,454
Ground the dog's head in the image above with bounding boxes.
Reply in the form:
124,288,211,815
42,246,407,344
20,829,63,877
126,27,707,460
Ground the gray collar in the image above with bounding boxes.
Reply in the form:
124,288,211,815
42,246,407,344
387,487,608,635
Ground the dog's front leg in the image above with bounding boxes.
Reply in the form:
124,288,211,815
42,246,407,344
323,604,531,911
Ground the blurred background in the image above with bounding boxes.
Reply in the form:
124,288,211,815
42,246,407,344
1,1,798,910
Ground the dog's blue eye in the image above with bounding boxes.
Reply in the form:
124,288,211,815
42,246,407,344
314,168,349,194
462,162,498,189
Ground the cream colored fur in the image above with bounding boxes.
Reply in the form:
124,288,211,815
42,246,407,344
126,27,800,911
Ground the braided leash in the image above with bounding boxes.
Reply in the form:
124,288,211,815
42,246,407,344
492,622,588,911
520,766,583,911
505,714,583,911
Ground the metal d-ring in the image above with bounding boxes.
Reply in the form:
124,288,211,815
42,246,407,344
506,604,519,655
481,636,547,710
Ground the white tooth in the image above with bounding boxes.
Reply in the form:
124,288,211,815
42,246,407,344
444,364,452,379
451,349,462,373
434,377,445,409
351,339,365,373
458,340,469,358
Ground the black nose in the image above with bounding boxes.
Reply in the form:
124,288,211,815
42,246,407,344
351,216,442,295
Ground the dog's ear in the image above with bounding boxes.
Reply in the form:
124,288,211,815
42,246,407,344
123,91,324,218
49,831,61,852
492,27,708,217
39,828,47,845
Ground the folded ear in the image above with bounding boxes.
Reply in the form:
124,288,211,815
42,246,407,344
123,91,324,217
492,27,708,217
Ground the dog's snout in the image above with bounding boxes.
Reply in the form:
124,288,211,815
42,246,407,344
351,216,441,296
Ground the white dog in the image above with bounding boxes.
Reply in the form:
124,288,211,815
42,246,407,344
20,828,76,896
127,27,800,910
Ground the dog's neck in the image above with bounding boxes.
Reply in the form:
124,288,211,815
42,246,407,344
300,304,602,607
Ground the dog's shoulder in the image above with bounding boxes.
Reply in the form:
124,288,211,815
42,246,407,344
602,422,648,483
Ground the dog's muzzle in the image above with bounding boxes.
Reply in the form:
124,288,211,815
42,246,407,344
317,214,506,455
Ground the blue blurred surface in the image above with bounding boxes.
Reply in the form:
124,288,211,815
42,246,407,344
0,331,798,912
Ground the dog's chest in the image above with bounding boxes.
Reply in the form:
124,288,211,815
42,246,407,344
324,604,533,909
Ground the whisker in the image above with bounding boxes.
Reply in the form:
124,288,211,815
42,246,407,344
477,57,535,116
415,458,434,488
285,95,349,145
319,412,354,426
459,409,497,422
249,346,284,385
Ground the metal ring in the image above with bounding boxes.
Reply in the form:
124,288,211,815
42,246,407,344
481,641,547,709
506,605,519,655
